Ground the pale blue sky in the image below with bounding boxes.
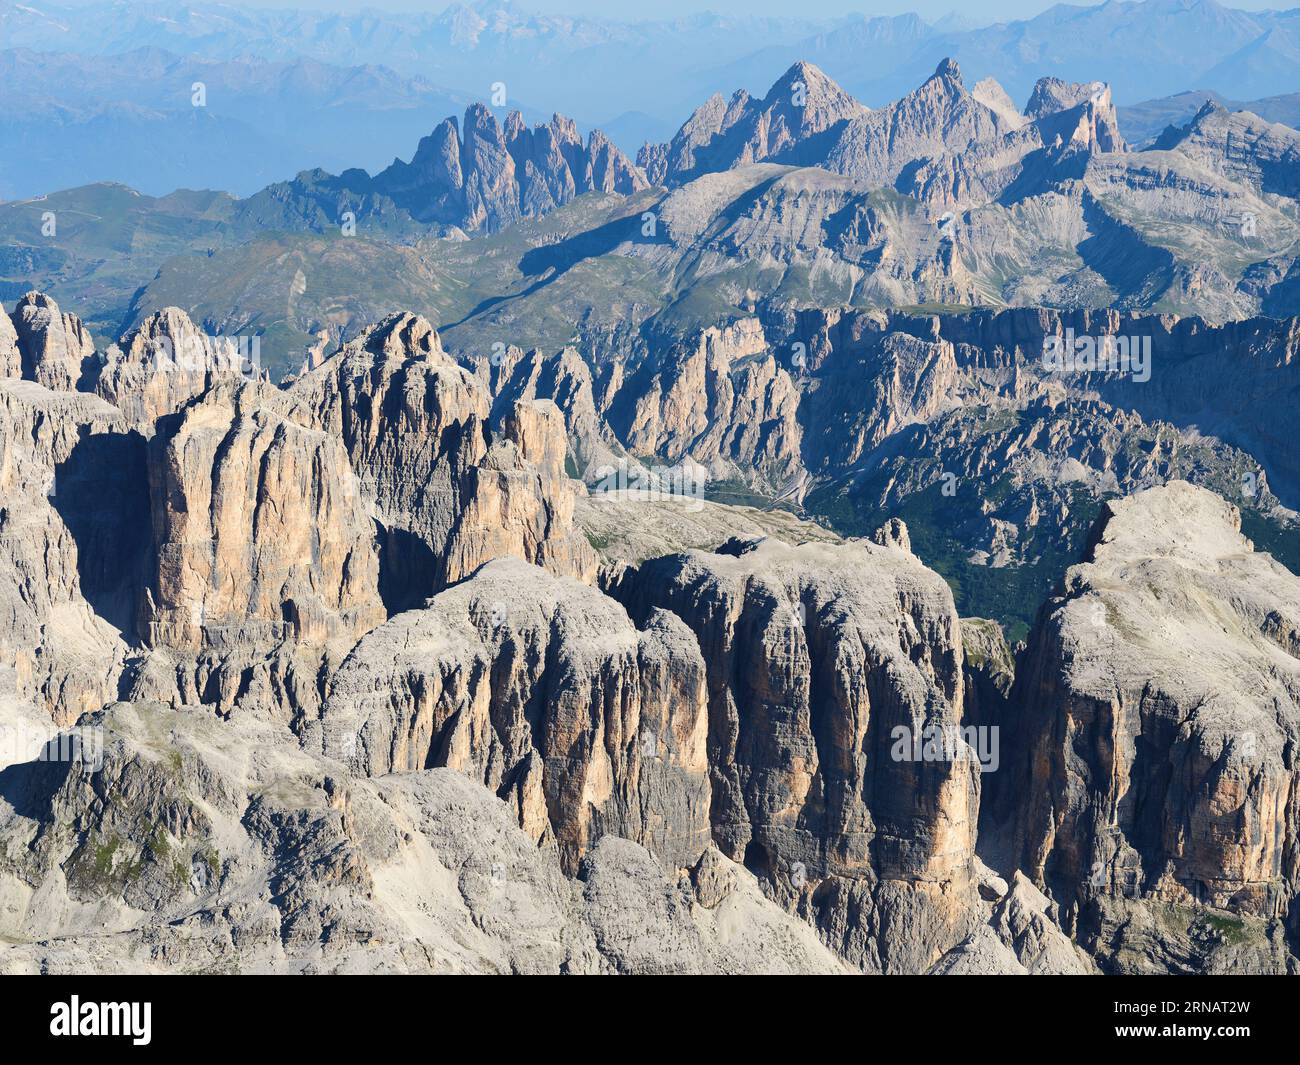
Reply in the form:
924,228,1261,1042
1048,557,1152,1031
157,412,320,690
156,0,1290,21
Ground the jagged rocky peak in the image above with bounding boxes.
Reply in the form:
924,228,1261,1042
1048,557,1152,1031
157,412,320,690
638,54,1131,205
1025,76,1105,119
289,312,595,602
921,56,964,96
96,305,259,427
1005,481,1300,973
3,292,97,392
407,116,464,189
284,312,485,573
502,109,643,204
347,308,453,368
637,60,867,186
821,57,1022,189
370,102,646,232
1024,75,1124,152
762,59,866,137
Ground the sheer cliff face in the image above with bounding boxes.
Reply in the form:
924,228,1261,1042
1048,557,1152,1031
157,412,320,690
141,381,386,653
287,312,597,601
0,381,133,728
7,292,97,392
1005,482,1300,972
607,318,804,488
607,534,981,972
0,298,597,722
315,557,712,876
0,297,143,726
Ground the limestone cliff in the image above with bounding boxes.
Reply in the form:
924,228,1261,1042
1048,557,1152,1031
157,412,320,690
140,380,385,654
608,533,982,972
288,312,596,601
314,557,711,876
1004,482,1300,973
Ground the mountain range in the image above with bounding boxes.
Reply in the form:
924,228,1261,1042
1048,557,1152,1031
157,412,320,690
7,53,1300,364
8,0,1300,200
3,0,1300,980
0,46,490,199
2,289,1299,974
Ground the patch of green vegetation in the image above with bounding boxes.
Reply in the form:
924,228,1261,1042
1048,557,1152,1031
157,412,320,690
0,184,240,341
805,477,1108,642
1201,912,1252,946
703,477,801,514
92,836,122,880
1156,902,1264,951
896,302,978,316
65,816,205,899
703,478,772,509
66,831,141,896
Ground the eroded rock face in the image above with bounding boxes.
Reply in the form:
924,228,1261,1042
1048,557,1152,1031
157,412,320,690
0,298,601,730
288,313,596,602
141,381,385,653
608,318,803,491
827,59,1019,192
8,292,97,392
441,398,597,586
608,533,982,972
0,306,20,379
0,701,848,974
928,867,1096,975
313,557,711,875
0,380,139,727
1004,482,1300,972
287,312,489,607
7,283,1296,975
481,343,625,480
96,307,257,427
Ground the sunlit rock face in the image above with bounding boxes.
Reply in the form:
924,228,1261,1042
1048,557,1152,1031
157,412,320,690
1004,482,1300,973
608,533,983,972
